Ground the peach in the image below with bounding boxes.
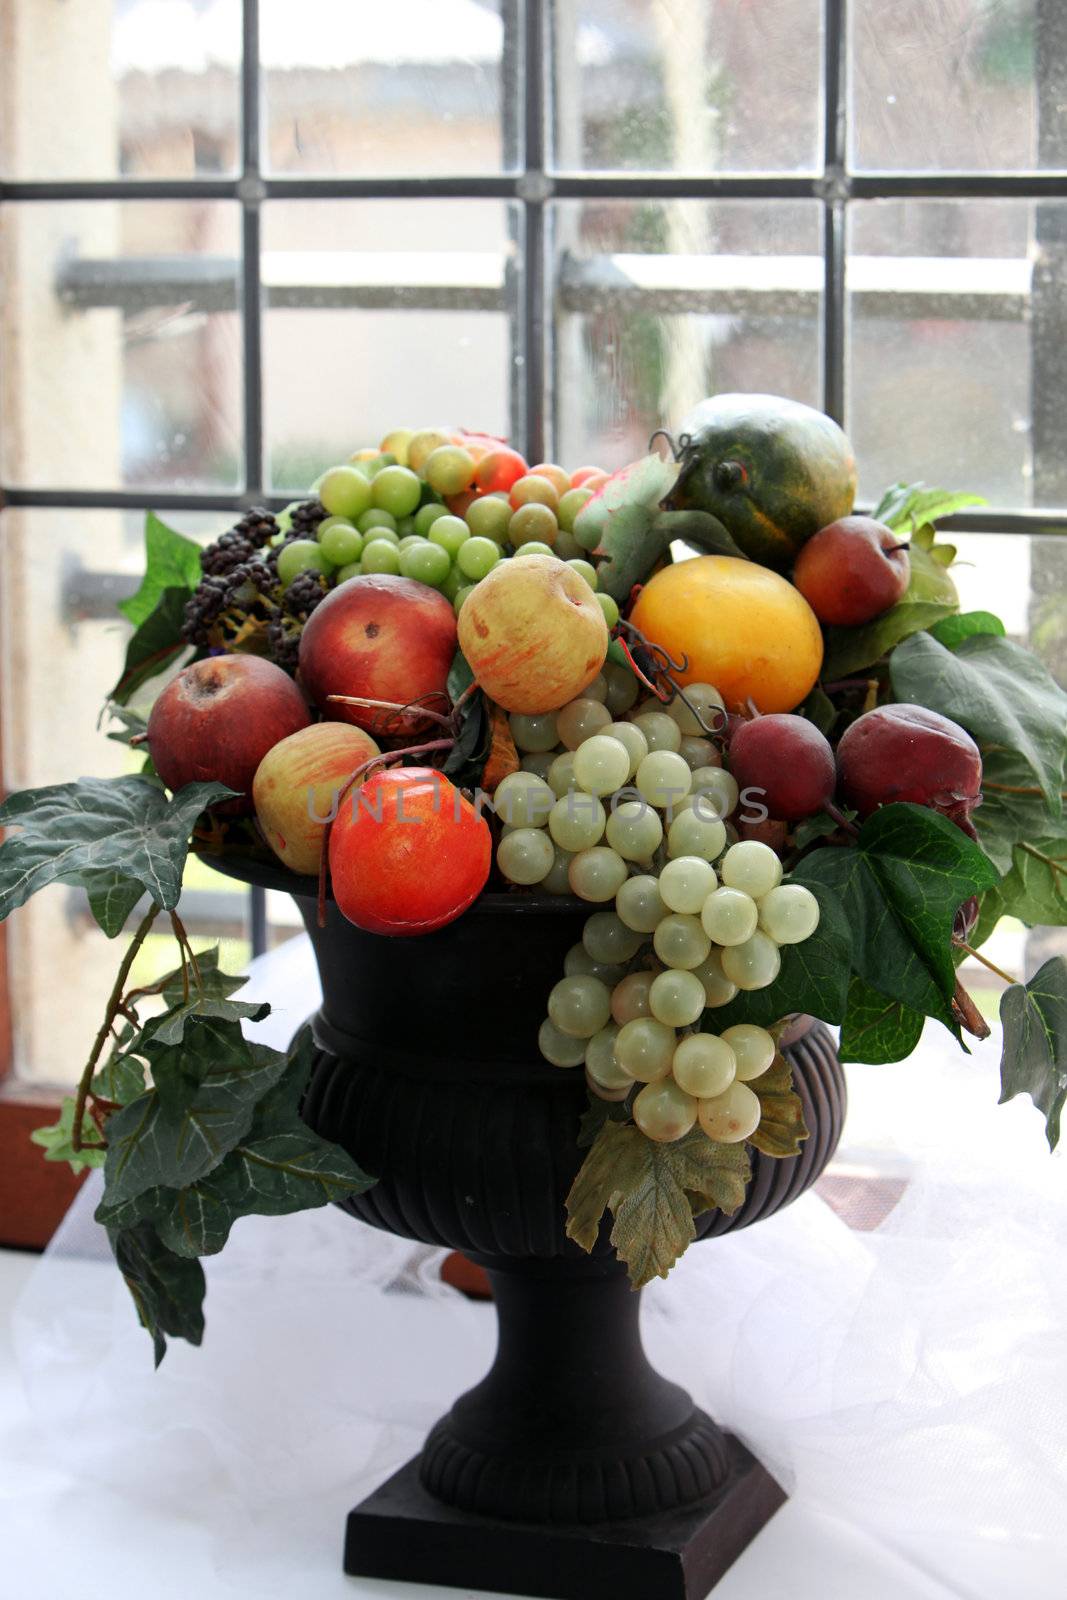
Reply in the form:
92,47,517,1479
252,722,380,874
836,704,982,825
457,553,609,713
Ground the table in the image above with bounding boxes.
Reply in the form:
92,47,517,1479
1,935,1062,1599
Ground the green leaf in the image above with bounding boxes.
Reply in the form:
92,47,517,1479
999,956,1067,1151
447,647,474,704
796,684,837,736
106,1221,206,1366
970,747,1060,875
706,878,853,1030
83,872,147,937
838,976,925,1064
118,512,203,629
442,687,490,789
565,1120,750,1286
30,1097,106,1172
103,703,149,746
872,482,987,531
748,1055,809,1157
139,947,270,1046
993,837,1067,928
91,1044,146,1108
652,508,747,560
799,803,1000,1033
928,610,1006,650
574,453,682,601
891,630,1067,820
0,776,231,928
792,808,852,849
109,587,192,706
104,1018,288,1204
820,545,958,680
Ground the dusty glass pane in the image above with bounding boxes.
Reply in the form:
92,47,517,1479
0,201,242,492
551,200,822,469
0,0,241,179
262,0,509,176
263,200,518,492
0,507,256,1087
847,200,1067,508
553,0,822,174
851,0,1053,172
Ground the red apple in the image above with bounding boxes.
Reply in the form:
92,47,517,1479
298,574,457,738
253,722,380,874
793,516,910,626
328,766,491,935
836,703,982,826
147,655,310,814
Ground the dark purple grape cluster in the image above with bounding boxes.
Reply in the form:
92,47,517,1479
265,500,328,577
265,568,329,672
200,508,279,577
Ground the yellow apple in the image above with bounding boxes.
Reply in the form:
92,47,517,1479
458,553,608,713
252,722,380,875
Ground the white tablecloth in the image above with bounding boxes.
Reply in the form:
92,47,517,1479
2,936,1064,1599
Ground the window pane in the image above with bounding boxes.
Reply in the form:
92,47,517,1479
551,199,822,467
0,201,242,492
263,200,519,492
847,199,1067,508
0,507,253,1088
0,0,240,179
851,0,1051,172
262,0,510,176
552,0,822,174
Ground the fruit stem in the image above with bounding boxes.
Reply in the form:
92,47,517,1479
953,940,1016,989
824,801,860,838
325,693,454,731
71,902,160,1151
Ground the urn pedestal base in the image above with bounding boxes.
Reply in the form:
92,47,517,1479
345,1442,785,1600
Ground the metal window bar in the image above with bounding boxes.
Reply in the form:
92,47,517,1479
3,0,1067,950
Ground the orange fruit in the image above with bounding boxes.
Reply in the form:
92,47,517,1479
629,555,823,714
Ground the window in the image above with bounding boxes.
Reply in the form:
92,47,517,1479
2,0,1065,1240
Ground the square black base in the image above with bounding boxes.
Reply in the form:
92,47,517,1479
344,1436,786,1600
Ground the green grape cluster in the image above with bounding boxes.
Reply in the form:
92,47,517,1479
271,436,616,626
496,679,823,1152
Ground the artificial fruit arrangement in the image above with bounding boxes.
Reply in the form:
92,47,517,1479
2,396,1063,1363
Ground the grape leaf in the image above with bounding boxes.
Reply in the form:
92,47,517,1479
0,777,231,929
30,1097,107,1172
109,586,193,706
872,482,987,530
799,803,1000,1033
838,976,925,1064
106,1221,206,1367
652,508,747,560
576,1088,635,1149
118,511,203,629
574,453,681,602
104,1018,288,1204
928,610,1006,650
999,957,1067,1151
820,545,958,680
565,1121,750,1286
890,630,1067,819
138,947,270,1046
748,1054,809,1158
96,1035,374,1259
705,878,852,1031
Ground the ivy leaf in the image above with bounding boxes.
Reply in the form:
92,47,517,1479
993,837,1067,928
139,947,270,1046
442,687,490,789
103,703,149,745
109,587,193,706
748,1054,809,1158
83,872,147,937
792,808,852,849
890,631,1067,819
565,1121,750,1286
106,1221,205,1367
820,544,958,679
0,776,231,928
447,647,474,704
928,610,1005,651
104,1018,288,1204
30,1097,107,1172
799,803,1000,1033
970,746,1060,875
838,976,925,1064
872,482,987,530
118,512,203,629
91,1043,146,1108
707,878,852,1030
999,957,1067,1151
